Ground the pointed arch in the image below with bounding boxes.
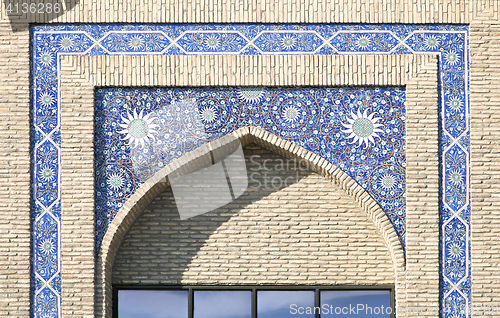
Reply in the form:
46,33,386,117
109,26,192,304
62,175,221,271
95,126,406,318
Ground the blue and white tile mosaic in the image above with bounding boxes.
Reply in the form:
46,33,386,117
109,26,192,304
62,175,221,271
95,86,406,251
30,24,469,318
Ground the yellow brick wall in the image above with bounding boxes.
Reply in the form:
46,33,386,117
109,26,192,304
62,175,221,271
470,19,500,314
113,144,396,285
1,1,500,317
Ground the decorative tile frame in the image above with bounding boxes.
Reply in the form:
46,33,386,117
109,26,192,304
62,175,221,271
94,85,407,252
55,53,440,318
31,24,468,318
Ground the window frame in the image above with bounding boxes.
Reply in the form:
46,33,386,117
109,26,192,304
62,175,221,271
113,285,395,318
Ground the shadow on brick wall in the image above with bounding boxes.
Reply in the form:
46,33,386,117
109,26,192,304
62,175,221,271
112,143,316,285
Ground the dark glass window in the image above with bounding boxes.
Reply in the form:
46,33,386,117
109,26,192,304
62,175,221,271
118,290,188,318
258,291,315,318
321,290,391,317
194,291,251,318
115,287,392,318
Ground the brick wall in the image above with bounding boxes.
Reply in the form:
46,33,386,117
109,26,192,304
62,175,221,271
2,1,500,318
470,19,500,314
0,22,31,318
112,144,396,286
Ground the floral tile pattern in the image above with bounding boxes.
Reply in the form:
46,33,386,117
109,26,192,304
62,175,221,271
30,24,469,318
95,87,406,252
100,31,171,53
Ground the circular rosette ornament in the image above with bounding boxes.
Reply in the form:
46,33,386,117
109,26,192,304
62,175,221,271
236,87,267,105
118,108,159,149
193,93,241,138
369,165,405,201
342,109,384,147
265,91,319,139
199,104,219,124
96,163,135,203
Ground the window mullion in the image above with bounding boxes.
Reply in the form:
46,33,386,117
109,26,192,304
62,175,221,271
252,287,257,318
188,287,193,318
315,288,320,318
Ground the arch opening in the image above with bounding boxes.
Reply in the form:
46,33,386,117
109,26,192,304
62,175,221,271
96,127,406,318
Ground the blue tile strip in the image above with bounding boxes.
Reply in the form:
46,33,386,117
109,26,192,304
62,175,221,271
30,24,469,318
